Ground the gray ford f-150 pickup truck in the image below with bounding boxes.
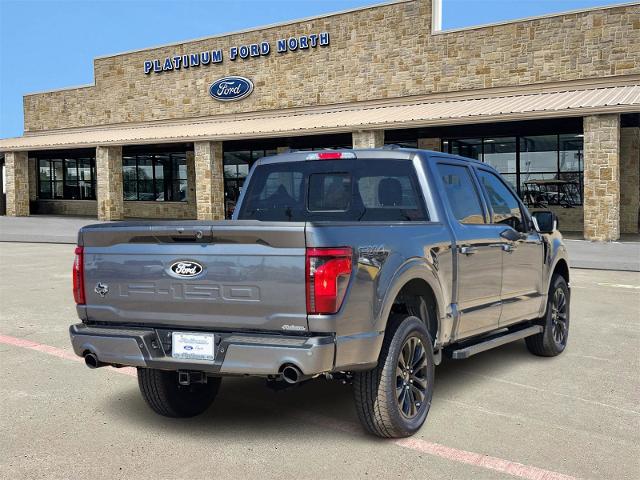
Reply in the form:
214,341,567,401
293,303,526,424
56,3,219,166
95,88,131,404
70,148,570,438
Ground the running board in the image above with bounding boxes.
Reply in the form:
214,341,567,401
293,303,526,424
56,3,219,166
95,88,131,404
449,325,543,360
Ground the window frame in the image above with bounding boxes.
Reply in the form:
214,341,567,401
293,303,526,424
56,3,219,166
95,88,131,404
435,161,488,226
441,133,584,206
474,166,532,233
122,152,187,202
223,148,278,218
36,155,96,201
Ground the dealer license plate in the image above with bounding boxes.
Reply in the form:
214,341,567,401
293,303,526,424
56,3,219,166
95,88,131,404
172,332,215,361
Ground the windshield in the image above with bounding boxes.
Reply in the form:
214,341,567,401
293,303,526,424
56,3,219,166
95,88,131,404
237,159,428,222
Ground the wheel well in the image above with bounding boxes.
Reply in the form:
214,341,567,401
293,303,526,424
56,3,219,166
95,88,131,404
553,259,569,283
391,279,439,342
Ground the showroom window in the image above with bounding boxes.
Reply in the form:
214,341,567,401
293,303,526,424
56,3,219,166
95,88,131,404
37,153,96,200
223,135,352,218
442,133,584,206
223,149,277,218
123,152,187,202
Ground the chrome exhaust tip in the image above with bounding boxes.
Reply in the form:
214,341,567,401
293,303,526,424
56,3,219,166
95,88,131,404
281,365,302,384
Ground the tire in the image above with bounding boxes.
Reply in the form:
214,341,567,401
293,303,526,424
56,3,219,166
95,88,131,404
137,368,221,418
526,274,570,357
353,315,435,438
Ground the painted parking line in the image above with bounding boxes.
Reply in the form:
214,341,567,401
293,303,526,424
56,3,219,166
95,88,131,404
0,333,579,480
596,282,640,289
455,369,640,416
0,334,136,377
394,438,579,480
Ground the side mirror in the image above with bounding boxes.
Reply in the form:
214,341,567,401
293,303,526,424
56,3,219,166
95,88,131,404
500,228,526,242
531,211,558,234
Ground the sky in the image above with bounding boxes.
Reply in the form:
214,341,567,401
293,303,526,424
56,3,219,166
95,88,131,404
0,0,625,139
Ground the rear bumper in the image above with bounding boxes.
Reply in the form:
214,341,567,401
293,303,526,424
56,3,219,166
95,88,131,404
69,323,335,376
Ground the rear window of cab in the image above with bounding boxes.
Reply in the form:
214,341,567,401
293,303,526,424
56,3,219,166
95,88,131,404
237,159,428,222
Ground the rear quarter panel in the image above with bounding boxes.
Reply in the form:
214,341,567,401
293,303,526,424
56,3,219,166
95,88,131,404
305,222,453,368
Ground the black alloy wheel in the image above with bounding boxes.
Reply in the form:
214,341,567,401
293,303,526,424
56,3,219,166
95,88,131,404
550,286,568,346
353,315,435,438
526,274,570,357
396,336,429,418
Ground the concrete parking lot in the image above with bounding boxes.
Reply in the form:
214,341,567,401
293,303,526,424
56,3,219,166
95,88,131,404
1,242,638,480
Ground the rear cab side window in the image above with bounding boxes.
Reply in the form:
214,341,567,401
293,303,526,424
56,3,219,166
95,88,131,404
436,163,486,225
476,169,527,233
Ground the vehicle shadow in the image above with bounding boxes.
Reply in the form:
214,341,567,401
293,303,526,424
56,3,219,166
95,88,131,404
100,339,540,439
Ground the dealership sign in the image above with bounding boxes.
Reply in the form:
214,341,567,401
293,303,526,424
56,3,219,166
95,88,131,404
209,76,254,102
144,32,330,74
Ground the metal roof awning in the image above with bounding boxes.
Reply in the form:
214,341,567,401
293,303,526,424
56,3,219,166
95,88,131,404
1,84,639,151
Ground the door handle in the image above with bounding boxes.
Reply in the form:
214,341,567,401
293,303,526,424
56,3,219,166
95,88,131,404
460,246,478,255
502,244,516,253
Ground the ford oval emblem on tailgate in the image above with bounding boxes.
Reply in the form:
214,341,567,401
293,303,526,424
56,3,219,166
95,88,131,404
209,76,253,102
170,261,203,277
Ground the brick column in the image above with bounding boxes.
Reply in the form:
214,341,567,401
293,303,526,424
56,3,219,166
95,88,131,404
185,150,196,204
352,130,384,148
418,138,442,151
5,151,30,216
583,114,620,241
185,150,197,219
96,146,124,221
28,157,37,201
194,141,225,220
620,127,639,234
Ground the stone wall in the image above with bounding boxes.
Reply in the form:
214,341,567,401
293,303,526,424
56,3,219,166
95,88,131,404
620,126,640,234
34,200,97,216
353,130,384,148
533,206,584,233
583,114,620,241
96,146,124,221
5,151,30,216
23,1,640,132
28,158,37,201
418,138,441,151
31,198,195,219
194,141,225,220
124,201,196,219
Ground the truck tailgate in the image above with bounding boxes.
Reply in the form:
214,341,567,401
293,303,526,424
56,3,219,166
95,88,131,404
80,221,308,332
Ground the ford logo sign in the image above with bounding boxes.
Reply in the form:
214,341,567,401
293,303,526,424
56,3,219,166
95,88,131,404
209,76,254,102
170,261,204,277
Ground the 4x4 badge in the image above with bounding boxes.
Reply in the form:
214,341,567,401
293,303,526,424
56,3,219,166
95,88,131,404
95,282,109,297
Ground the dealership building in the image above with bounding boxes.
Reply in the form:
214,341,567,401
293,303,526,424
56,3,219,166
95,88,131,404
0,0,638,240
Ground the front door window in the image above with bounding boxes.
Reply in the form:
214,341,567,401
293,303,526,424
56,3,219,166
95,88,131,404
476,170,525,233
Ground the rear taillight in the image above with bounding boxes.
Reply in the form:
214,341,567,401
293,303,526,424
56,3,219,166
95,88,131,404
306,247,352,315
73,246,85,305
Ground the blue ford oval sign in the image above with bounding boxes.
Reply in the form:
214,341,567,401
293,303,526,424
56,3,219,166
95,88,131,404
209,76,254,102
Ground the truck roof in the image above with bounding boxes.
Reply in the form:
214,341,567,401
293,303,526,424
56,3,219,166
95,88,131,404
257,147,484,167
